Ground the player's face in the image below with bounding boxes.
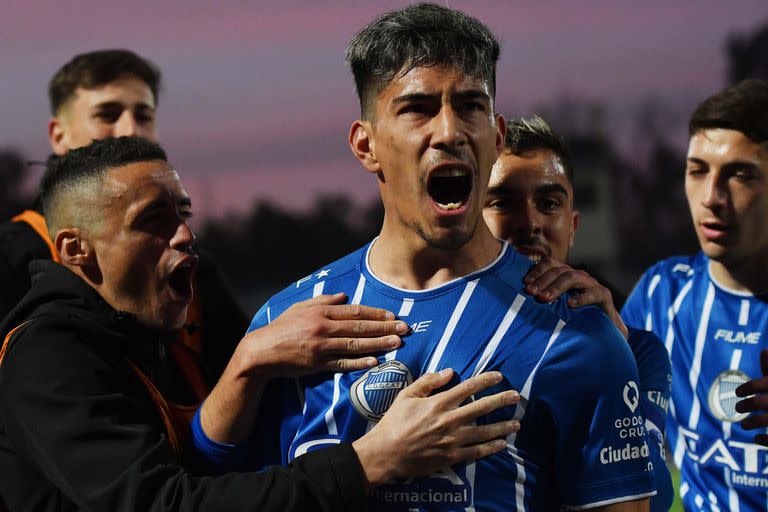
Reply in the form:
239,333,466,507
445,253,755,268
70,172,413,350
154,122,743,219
89,161,197,331
484,148,578,262
49,74,157,155
357,65,504,250
686,128,768,267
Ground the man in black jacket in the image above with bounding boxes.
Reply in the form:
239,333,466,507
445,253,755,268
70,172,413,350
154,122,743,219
0,137,519,511
0,49,248,388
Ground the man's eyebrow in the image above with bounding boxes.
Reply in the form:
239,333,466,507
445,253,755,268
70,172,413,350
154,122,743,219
92,100,154,110
391,92,439,105
456,89,491,102
536,183,569,197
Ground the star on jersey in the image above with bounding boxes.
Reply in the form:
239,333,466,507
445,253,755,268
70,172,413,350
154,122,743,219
316,269,331,279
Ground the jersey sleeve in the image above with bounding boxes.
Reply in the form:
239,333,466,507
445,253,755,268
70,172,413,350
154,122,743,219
247,300,272,333
535,309,656,509
626,327,673,512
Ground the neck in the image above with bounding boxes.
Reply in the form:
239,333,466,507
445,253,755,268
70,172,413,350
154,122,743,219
369,219,502,290
709,255,768,294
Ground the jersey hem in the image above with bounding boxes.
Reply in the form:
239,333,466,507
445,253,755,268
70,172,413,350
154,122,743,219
563,490,657,510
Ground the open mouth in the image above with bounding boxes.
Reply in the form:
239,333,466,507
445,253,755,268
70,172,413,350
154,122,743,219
427,167,473,212
514,243,550,263
167,259,196,303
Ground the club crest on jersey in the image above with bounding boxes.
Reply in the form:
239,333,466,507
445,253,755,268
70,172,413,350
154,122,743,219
708,370,750,422
350,361,413,422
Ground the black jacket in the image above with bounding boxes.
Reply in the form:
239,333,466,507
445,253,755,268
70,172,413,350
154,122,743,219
0,261,367,511
0,218,51,323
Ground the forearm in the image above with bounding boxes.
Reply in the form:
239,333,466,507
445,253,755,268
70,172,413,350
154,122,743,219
199,344,268,443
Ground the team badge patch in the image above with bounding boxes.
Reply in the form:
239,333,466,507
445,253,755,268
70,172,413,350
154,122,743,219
350,360,413,422
707,370,750,422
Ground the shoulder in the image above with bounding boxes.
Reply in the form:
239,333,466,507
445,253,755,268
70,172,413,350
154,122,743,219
541,306,633,380
0,316,123,394
260,245,369,309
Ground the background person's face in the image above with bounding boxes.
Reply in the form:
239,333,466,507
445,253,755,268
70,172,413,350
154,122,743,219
89,160,197,330
50,74,157,155
365,65,504,250
686,128,768,268
484,148,577,262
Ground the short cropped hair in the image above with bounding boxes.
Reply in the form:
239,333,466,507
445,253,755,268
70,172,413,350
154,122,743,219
504,116,574,183
48,49,162,115
689,79,768,144
42,137,167,234
345,2,500,118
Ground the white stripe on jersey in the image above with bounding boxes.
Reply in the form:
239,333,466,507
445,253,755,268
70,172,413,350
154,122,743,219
266,306,272,324
472,294,526,376
648,274,662,299
664,278,694,354
739,299,750,326
464,293,526,511
324,372,342,435
425,279,478,374
351,274,366,305
398,298,414,317
688,283,716,430
313,281,325,297
723,349,743,439
509,319,566,512
644,274,662,330
329,275,367,434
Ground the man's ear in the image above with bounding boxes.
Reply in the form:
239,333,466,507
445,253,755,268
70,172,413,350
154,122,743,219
48,117,69,156
349,120,381,174
55,228,93,267
494,114,507,157
569,210,580,248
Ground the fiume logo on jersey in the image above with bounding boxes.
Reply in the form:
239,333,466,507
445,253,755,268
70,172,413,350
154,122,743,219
623,381,639,413
707,370,751,422
350,361,413,422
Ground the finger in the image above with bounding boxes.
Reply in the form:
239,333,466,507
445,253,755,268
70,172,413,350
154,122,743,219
332,356,381,373
322,335,402,355
740,413,768,431
735,395,768,414
761,349,768,377
401,369,455,398
437,372,505,407
327,319,409,337
454,420,520,445
324,303,396,321
753,434,768,446
538,270,597,302
565,288,604,308
450,390,520,422
304,293,348,306
450,438,507,464
735,376,768,397
522,257,567,284
524,266,570,295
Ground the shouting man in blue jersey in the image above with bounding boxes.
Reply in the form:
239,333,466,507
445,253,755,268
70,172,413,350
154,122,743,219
483,116,672,511
620,79,768,510
195,4,656,510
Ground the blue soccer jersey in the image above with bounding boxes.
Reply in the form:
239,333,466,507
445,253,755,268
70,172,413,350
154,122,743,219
623,252,768,511
207,242,657,510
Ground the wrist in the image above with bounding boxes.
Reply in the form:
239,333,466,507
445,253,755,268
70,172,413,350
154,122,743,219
352,435,394,489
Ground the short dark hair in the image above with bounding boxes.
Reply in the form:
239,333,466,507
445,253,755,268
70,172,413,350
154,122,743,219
504,116,574,183
345,2,500,118
48,49,162,115
42,137,167,232
689,79,768,144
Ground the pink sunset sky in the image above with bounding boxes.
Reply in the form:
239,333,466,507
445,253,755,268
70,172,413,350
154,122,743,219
1,1,766,222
